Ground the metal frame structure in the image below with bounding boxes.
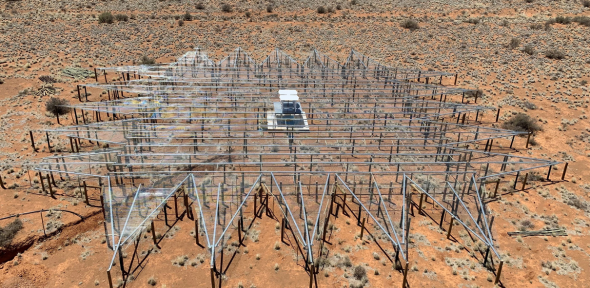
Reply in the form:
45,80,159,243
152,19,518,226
21,47,564,287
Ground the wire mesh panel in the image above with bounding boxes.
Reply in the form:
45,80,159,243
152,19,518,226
31,47,560,283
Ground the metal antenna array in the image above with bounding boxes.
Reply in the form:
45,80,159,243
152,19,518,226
30,47,561,287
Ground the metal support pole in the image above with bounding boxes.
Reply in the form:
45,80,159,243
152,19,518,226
561,163,568,180
493,179,500,198
417,193,424,215
521,173,528,190
401,262,409,288
446,218,454,239
47,175,54,198
526,133,531,148
210,267,216,288
29,131,36,151
195,219,200,245
107,270,114,288
494,261,504,284
83,181,89,205
151,221,159,247
439,210,445,228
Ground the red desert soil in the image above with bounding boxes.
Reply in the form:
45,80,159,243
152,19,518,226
1,0,590,287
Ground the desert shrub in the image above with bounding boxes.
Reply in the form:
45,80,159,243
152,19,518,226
178,19,184,26
509,37,520,49
525,0,534,3
544,22,552,31
465,18,480,24
336,4,342,10
147,276,157,286
529,23,542,30
401,19,419,30
584,0,590,8
545,49,565,60
183,12,192,21
547,16,571,25
464,89,482,99
196,3,205,9
173,255,189,266
317,6,326,14
266,5,273,13
46,97,71,117
140,55,156,65
39,75,58,83
523,45,535,55
98,12,114,24
581,80,588,86
563,191,588,211
353,265,367,280
115,14,128,22
522,101,537,110
528,172,545,182
502,113,542,134
245,11,251,17
327,6,335,13
519,219,535,231
555,15,571,24
340,255,353,267
573,16,590,27
221,4,232,13
0,218,23,248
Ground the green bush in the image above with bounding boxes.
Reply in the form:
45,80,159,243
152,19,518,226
547,16,571,25
183,12,192,21
509,37,520,49
573,16,590,27
502,113,542,134
98,12,114,24
523,45,535,55
39,75,58,83
266,5,273,13
140,55,156,65
115,14,128,22
46,97,71,117
529,23,542,30
221,4,232,12
545,49,565,60
0,218,23,248
353,265,367,280
401,19,419,30
196,3,205,10
178,19,184,26
317,6,326,14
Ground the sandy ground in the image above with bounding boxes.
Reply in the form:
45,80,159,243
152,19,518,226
1,0,590,287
